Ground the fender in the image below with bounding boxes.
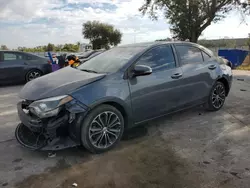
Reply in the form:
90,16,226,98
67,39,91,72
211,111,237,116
73,96,134,143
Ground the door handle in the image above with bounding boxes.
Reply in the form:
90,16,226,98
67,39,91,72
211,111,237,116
171,73,182,79
208,65,217,70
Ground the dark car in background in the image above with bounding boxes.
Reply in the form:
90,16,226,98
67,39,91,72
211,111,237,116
66,50,105,64
80,50,105,63
16,41,232,154
0,51,51,84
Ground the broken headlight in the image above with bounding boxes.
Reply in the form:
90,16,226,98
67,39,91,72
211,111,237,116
29,95,73,118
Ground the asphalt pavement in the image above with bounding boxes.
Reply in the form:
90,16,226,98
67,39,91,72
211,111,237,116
0,70,249,188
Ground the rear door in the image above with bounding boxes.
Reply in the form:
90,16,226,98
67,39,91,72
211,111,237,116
128,44,184,123
173,44,216,107
0,52,26,82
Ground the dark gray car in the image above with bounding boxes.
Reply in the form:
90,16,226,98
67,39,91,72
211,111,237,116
15,41,232,153
0,51,52,84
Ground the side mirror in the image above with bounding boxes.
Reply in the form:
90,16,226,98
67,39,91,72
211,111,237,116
133,65,152,77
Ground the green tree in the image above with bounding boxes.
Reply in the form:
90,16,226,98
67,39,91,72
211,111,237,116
0,45,9,50
155,37,172,41
47,43,55,52
246,38,250,47
225,39,236,48
55,44,64,52
140,0,250,43
61,43,79,52
82,21,122,49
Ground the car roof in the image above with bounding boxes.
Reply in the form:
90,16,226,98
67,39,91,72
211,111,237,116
117,41,198,49
0,50,33,54
0,50,46,59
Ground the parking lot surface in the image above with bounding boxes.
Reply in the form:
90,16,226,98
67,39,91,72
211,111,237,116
0,70,250,188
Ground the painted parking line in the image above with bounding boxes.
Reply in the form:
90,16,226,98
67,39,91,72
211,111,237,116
0,109,17,116
0,104,16,109
0,93,18,98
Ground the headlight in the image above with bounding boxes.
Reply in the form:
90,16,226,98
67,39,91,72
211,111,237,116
29,95,73,118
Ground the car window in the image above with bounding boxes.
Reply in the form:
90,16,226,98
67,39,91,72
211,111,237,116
26,55,33,60
175,45,203,65
4,52,17,61
136,45,176,71
202,51,211,61
4,52,25,61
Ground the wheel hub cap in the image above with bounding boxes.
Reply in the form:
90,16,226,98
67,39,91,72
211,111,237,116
212,84,226,109
89,111,121,149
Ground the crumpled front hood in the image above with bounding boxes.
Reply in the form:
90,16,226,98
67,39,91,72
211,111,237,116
19,67,105,101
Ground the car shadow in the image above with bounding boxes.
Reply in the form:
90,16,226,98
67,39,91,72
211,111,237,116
0,82,24,87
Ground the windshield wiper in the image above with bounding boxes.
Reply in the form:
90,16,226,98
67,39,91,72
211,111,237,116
80,69,98,73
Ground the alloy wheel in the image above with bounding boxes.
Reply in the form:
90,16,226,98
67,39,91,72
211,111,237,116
88,111,122,149
28,71,41,81
211,84,226,109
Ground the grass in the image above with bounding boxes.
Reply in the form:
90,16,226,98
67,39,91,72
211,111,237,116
236,65,250,71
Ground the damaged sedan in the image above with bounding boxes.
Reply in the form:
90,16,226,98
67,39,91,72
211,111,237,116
15,41,232,153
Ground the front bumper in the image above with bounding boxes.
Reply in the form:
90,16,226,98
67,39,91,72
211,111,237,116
15,100,87,151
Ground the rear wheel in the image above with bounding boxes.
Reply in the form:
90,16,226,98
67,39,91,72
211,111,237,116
80,105,124,153
206,81,226,111
25,69,42,82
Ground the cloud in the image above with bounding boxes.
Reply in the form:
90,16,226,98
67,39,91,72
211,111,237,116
0,0,249,49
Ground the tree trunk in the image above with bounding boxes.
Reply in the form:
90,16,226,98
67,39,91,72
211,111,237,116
190,31,199,43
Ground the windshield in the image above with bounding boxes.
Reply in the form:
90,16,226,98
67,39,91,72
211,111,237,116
77,46,144,73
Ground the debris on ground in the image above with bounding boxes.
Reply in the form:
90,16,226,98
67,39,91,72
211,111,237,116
240,89,247,92
12,158,22,163
203,161,210,164
72,183,78,187
48,152,56,158
2,182,8,187
230,171,242,179
237,78,245,81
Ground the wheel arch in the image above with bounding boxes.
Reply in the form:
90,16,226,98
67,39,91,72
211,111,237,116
216,76,230,96
73,97,133,143
89,97,133,129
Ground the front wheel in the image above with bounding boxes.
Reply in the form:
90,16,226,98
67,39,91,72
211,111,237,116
80,105,124,153
206,81,226,111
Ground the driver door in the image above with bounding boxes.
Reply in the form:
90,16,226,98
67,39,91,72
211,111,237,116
128,45,184,123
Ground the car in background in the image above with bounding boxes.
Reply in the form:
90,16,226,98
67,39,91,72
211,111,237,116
80,50,105,63
66,50,105,64
0,51,52,84
16,41,232,153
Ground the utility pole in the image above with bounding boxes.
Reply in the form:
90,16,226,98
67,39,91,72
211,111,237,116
248,33,250,65
134,29,136,43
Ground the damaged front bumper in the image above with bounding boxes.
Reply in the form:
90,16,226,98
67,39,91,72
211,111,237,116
15,99,88,151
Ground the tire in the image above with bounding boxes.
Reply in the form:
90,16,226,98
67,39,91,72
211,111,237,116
206,81,226,111
80,104,124,153
15,123,47,150
25,69,42,82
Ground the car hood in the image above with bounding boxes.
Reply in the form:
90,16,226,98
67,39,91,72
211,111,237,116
19,67,106,101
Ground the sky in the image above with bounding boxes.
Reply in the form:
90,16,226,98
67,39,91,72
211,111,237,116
0,0,249,49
